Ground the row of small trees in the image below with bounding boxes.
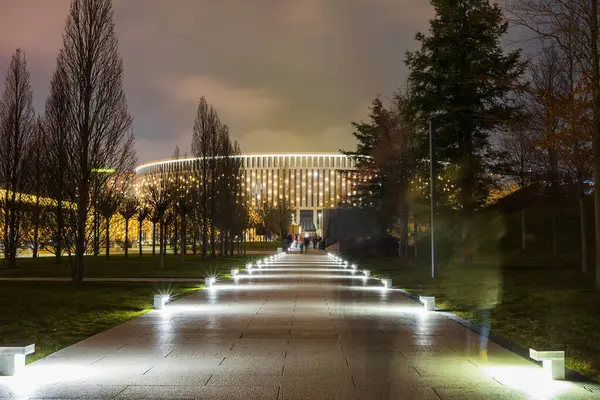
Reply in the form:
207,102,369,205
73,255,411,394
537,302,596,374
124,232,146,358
344,0,600,284
0,0,135,281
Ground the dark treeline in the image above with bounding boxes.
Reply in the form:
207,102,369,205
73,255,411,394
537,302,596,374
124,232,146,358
343,0,600,287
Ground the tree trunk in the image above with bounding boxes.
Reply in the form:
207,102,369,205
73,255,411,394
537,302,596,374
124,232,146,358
181,213,187,261
552,208,558,265
192,226,197,255
592,0,600,289
93,208,100,256
521,209,527,251
414,219,418,260
124,218,129,259
73,195,87,282
105,216,110,259
32,198,40,258
159,221,165,269
579,192,588,273
152,222,156,256
138,219,143,257
173,215,179,256
202,216,208,258
55,198,63,263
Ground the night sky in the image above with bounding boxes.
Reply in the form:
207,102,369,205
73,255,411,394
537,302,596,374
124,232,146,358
0,0,434,162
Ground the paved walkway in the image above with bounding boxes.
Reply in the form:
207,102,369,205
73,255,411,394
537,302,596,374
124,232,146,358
0,254,596,399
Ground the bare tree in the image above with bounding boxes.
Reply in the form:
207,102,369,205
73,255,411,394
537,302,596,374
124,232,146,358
493,111,538,251
142,172,172,268
136,205,150,257
58,0,135,281
508,0,600,282
0,49,35,268
29,119,47,258
42,49,72,264
191,96,219,257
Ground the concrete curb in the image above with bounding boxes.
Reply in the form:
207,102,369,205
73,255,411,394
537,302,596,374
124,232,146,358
394,287,600,395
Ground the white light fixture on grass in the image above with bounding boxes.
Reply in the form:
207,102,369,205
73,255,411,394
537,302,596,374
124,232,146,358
363,270,370,277
381,279,392,289
419,296,435,311
529,349,565,380
153,294,170,310
246,263,253,270
231,268,239,278
205,277,216,288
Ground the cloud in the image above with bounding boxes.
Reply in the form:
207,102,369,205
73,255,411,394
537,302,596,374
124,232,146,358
237,125,354,155
0,0,438,162
159,75,283,124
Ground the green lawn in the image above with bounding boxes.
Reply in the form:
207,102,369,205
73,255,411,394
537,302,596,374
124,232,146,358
0,254,262,279
353,255,600,382
0,282,200,363
244,241,280,251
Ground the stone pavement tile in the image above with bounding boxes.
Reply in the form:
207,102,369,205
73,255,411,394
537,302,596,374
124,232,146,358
290,332,339,340
432,387,528,400
281,371,355,387
285,345,344,357
240,330,290,339
196,385,280,400
235,338,289,346
351,370,505,389
27,384,127,399
218,357,284,375
283,355,348,368
206,373,283,387
114,385,205,399
278,385,384,400
230,344,286,357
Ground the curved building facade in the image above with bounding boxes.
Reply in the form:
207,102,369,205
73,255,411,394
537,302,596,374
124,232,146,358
136,153,357,235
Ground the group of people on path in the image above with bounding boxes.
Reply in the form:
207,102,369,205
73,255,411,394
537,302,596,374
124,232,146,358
283,235,324,253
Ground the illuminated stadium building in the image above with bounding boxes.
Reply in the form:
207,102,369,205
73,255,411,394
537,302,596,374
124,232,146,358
135,153,358,236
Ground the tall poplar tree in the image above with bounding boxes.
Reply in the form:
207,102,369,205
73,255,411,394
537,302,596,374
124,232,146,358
0,49,35,268
58,0,135,281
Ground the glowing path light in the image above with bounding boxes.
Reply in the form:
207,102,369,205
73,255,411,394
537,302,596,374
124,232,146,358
363,270,370,277
231,268,239,278
246,263,253,270
0,345,34,376
153,294,170,310
381,278,392,289
419,296,435,311
529,349,565,380
205,277,217,288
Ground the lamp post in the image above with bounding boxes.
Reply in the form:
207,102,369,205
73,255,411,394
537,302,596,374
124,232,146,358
429,118,437,279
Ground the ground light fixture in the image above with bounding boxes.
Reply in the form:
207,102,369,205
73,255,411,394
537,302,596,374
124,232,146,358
419,296,435,311
381,279,392,289
351,263,357,270
363,269,370,277
529,349,565,380
0,344,35,376
246,263,253,270
231,268,239,278
153,294,170,310
256,260,262,267
205,277,217,288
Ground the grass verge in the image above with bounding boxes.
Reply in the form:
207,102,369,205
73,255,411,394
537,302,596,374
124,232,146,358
0,254,257,279
353,256,600,382
0,281,201,364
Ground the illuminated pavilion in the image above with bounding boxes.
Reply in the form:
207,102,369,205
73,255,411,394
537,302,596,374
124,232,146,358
135,153,358,237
